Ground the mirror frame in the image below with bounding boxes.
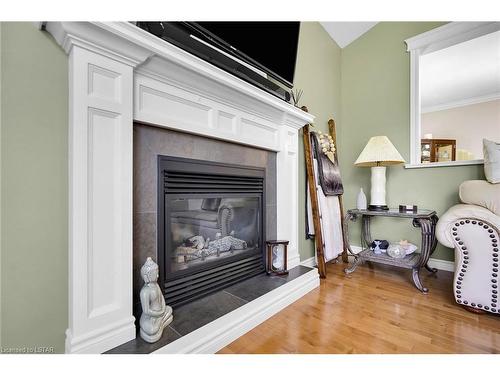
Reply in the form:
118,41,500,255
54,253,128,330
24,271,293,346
404,21,500,169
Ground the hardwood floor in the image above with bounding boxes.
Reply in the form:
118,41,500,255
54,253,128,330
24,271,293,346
218,261,500,354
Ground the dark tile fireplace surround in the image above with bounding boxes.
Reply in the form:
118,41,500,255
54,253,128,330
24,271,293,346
133,123,277,319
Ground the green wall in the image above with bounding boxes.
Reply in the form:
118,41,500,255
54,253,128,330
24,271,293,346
294,22,342,261
0,22,3,349
1,22,68,353
0,21,481,351
339,22,485,261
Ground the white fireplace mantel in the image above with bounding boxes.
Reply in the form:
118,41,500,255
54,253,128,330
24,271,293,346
44,22,316,354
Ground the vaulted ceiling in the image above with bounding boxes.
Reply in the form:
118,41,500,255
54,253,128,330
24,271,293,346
320,22,378,48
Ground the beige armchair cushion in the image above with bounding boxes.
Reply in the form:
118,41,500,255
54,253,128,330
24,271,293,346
459,180,500,216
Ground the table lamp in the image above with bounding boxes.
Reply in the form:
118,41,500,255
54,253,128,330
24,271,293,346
354,136,405,211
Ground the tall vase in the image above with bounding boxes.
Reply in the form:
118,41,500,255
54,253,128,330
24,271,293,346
356,188,367,210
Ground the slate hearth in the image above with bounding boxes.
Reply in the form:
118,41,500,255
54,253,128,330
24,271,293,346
106,265,312,354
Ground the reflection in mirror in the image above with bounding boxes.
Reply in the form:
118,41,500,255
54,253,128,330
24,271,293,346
419,30,500,164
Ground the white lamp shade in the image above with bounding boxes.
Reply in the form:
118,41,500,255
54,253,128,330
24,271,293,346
354,136,405,167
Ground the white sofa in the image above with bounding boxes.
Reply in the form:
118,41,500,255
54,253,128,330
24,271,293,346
436,180,500,314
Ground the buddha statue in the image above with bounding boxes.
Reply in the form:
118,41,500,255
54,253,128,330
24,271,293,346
139,257,173,343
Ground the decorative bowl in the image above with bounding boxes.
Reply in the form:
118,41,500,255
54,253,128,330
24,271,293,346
387,245,406,259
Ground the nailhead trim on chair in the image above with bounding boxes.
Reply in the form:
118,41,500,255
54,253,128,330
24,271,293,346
455,221,467,304
452,219,500,314
491,224,500,314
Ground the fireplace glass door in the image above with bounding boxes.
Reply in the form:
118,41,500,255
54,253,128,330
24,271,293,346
166,194,262,274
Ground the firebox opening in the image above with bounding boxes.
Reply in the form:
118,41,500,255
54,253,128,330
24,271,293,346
158,156,266,306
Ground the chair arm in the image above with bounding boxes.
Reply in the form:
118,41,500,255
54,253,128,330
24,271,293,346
436,204,500,248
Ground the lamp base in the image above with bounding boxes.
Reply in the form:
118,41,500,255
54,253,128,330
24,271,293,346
368,204,389,211
370,166,388,210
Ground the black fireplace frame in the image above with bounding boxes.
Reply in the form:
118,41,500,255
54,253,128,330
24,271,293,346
157,155,266,306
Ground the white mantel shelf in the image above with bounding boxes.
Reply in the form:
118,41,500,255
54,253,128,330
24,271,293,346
43,22,317,354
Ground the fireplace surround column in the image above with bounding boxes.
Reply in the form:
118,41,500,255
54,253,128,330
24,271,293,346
46,22,153,353
65,46,136,353
276,125,300,268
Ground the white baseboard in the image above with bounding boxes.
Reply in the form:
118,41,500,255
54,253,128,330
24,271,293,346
287,253,301,270
304,245,454,272
349,245,363,255
427,258,454,272
348,245,454,272
152,267,320,354
65,317,136,354
300,256,317,268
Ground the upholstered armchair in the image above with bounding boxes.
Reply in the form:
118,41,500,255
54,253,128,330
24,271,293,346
436,180,500,314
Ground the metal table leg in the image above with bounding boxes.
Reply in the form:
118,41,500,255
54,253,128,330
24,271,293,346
412,214,439,293
343,211,361,274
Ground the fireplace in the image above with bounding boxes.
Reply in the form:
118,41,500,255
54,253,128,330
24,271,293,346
132,124,277,319
45,22,315,353
158,156,266,306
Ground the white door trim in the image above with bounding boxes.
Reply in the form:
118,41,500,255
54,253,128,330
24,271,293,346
404,22,500,167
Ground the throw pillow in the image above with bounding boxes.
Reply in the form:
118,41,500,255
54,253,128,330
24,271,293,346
483,138,500,183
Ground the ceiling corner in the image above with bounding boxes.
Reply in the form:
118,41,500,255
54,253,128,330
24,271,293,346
320,22,378,48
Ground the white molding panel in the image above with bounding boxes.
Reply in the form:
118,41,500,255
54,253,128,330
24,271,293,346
405,22,500,54
65,46,135,353
405,159,484,169
152,267,320,353
44,22,316,353
277,126,301,269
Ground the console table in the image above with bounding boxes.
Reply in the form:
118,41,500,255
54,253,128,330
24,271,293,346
343,208,439,293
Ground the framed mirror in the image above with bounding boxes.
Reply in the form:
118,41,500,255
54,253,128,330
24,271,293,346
405,22,500,168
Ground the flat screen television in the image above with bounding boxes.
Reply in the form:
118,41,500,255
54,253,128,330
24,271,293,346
135,22,301,101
